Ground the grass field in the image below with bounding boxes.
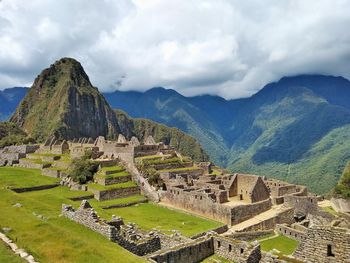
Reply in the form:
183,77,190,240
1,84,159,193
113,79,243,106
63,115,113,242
87,181,137,191
0,167,144,263
0,242,26,263
0,167,60,188
83,194,146,208
259,235,298,255
0,166,223,262
321,206,339,217
93,203,224,237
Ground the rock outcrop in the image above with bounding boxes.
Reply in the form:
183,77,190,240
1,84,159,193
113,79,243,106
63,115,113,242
10,58,120,140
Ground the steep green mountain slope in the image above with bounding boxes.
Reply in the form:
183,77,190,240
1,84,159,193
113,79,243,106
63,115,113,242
6,58,207,161
0,122,34,147
333,161,350,199
105,88,229,165
104,76,350,194
115,110,208,161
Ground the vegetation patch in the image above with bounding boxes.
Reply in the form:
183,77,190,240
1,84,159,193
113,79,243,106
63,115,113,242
259,235,298,255
0,167,60,188
0,167,144,263
68,151,98,184
321,206,339,217
93,203,224,237
0,241,27,263
88,181,137,191
158,166,200,173
333,161,350,199
100,166,125,172
83,195,146,208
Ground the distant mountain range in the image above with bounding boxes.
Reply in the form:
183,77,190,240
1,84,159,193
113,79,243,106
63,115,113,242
2,74,350,194
0,87,28,120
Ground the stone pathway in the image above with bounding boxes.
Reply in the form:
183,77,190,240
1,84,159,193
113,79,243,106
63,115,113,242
0,231,39,263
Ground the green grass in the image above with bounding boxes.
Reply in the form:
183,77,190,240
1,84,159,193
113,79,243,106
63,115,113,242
0,242,26,263
158,166,200,173
96,171,130,180
201,254,233,263
100,166,125,172
260,235,298,255
28,153,64,158
321,206,339,217
93,203,224,237
21,158,52,165
0,167,60,188
0,167,144,263
87,181,137,191
136,155,163,160
82,195,146,208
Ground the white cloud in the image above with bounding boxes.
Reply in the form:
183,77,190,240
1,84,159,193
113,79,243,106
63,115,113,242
0,0,350,99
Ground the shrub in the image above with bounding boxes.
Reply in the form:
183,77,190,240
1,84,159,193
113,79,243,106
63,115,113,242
68,150,98,184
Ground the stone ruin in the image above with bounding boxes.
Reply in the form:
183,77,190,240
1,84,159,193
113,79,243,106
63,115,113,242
62,200,161,256
160,172,309,227
0,145,39,166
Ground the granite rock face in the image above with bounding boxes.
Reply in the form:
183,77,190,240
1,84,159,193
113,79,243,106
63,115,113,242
10,58,120,140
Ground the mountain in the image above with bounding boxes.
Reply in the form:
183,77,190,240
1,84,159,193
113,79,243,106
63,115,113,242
333,161,350,199
0,87,28,121
103,75,350,194
7,58,207,161
3,71,350,193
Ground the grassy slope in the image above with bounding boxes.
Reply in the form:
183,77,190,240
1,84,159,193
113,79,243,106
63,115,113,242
259,235,298,255
0,167,60,188
230,124,350,194
93,203,223,237
0,167,144,263
0,242,26,263
0,167,223,261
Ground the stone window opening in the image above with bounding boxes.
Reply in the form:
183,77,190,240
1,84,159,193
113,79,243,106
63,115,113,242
217,241,221,248
240,248,244,254
327,244,335,257
229,244,232,252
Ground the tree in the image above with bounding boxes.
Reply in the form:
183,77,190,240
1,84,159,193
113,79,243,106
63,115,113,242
68,150,98,184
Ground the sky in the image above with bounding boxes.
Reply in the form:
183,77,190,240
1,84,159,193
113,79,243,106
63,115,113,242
1,0,350,99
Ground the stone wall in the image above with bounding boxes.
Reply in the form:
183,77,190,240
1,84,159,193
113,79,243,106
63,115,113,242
213,236,261,263
275,224,306,242
284,195,318,217
95,174,132,185
11,183,59,193
294,226,350,263
91,186,140,201
62,201,161,256
228,230,275,241
331,197,350,213
149,236,213,263
190,225,228,239
162,187,232,225
230,199,272,226
235,207,294,232
42,169,61,178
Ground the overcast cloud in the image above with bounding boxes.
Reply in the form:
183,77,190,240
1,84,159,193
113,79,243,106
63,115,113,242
1,0,350,99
